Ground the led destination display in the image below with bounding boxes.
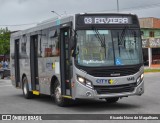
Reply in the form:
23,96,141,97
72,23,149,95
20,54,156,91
77,15,133,25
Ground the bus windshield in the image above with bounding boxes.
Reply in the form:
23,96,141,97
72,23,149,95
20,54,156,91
75,29,143,67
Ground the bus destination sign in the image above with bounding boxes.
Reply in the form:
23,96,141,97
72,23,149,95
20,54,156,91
83,16,132,25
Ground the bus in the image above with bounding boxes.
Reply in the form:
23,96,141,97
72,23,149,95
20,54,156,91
10,13,144,106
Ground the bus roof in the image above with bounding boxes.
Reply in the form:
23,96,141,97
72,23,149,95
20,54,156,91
11,15,73,37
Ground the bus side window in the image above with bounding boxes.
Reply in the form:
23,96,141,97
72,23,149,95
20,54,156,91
48,30,60,57
39,29,60,57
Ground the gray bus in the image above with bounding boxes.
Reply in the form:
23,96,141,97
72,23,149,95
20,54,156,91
10,13,144,106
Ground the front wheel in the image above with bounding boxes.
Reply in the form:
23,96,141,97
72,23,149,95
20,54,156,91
22,77,33,99
105,97,119,103
54,81,72,107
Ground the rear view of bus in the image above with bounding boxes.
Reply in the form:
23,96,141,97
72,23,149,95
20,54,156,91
72,13,144,103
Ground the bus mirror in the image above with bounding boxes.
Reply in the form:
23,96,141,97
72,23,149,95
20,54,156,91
70,36,75,50
70,36,76,57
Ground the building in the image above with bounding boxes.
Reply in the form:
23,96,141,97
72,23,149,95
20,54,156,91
139,17,160,67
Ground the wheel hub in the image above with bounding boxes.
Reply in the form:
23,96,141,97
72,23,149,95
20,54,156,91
55,86,62,102
23,82,27,95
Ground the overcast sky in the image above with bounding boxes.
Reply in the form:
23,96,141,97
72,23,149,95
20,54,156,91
1,0,160,31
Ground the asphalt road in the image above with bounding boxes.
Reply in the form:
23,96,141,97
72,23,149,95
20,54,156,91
0,73,160,122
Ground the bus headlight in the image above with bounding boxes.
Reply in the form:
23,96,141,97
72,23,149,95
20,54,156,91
77,76,93,89
136,74,144,85
141,74,144,80
77,76,85,83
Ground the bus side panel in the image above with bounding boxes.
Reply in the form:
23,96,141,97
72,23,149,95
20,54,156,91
25,35,32,91
37,27,61,95
19,34,39,92
19,35,32,90
38,57,60,95
15,34,36,91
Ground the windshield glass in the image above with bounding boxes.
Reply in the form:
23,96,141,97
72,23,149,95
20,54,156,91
75,29,142,67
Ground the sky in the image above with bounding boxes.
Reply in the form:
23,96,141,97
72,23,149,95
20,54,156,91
1,0,160,31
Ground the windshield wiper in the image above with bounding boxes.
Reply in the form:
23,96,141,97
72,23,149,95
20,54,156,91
118,26,128,56
119,26,128,45
92,27,107,58
102,33,107,59
92,27,105,47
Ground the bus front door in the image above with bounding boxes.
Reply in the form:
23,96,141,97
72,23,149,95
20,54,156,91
60,26,72,96
30,35,39,91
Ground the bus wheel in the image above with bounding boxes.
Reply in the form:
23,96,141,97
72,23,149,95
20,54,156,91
54,82,71,107
22,77,33,99
105,97,119,103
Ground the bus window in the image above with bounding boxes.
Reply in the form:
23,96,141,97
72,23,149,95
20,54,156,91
43,30,60,57
39,29,60,57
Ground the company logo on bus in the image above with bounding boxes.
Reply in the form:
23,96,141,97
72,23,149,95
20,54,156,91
96,79,117,85
127,77,135,81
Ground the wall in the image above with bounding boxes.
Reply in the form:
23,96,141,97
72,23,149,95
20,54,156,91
139,18,153,28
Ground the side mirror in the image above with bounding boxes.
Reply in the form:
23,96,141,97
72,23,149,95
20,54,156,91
70,36,75,50
70,36,76,57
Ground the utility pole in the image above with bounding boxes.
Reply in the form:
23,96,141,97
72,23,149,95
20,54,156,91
51,11,61,17
117,0,119,12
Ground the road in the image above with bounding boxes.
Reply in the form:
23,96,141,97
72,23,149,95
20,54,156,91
0,73,160,122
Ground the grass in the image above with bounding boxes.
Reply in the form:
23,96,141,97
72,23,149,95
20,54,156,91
144,69,160,73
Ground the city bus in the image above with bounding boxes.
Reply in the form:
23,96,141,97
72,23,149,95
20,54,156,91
10,13,144,106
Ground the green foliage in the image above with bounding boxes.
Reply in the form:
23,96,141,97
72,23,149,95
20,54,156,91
0,27,10,55
144,69,160,73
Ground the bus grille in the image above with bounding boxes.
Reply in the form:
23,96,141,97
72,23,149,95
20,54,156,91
94,83,136,94
89,67,140,77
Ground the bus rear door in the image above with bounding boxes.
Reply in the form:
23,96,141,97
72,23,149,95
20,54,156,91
30,35,39,91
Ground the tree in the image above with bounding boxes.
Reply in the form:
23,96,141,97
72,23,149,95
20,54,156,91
0,27,10,55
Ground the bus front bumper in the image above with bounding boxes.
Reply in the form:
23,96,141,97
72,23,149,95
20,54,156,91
74,80,144,99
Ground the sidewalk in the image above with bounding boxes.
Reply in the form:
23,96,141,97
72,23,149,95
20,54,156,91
144,65,160,69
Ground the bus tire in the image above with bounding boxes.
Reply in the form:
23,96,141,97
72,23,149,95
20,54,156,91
22,76,33,99
54,81,71,107
105,97,119,103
